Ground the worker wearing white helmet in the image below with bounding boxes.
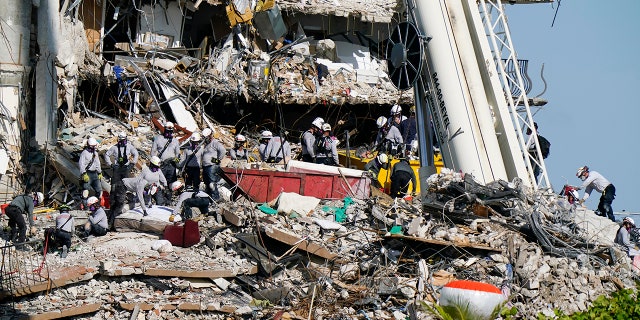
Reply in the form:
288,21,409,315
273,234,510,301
178,132,205,190
615,217,640,257
575,166,616,222
301,119,322,162
5,192,44,247
389,104,407,128
79,137,103,208
314,123,339,166
364,153,389,183
169,180,212,220
52,205,74,258
201,128,226,200
104,131,140,217
151,121,181,185
258,130,273,161
264,131,292,164
375,116,403,156
230,134,249,160
82,196,108,238
112,156,169,221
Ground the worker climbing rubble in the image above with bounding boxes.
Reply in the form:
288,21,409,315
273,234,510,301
78,137,103,208
575,166,616,222
389,157,416,199
150,122,181,185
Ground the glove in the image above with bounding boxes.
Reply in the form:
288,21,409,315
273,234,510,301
81,172,89,183
98,172,103,180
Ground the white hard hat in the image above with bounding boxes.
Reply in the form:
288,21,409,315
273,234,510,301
34,192,44,204
312,117,325,129
87,196,99,206
322,123,332,131
87,137,98,146
377,153,389,164
261,130,273,139
202,128,212,137
165,122,174,129
170,180,184,191
390,104,402,115
118,131,127,139
190,132,201,142
150,156,161,166
624,217,635,227
576,166,589,177
376,116,387,128
235,134,246,142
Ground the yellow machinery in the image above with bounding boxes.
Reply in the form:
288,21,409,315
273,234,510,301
338,150,444,194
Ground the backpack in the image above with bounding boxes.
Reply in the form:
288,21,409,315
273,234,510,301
315,136,332,154
537,135,551,158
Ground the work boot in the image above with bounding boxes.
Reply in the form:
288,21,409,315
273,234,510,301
61,245,68,258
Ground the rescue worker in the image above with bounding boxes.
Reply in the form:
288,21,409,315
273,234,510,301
104,131,139,182
615,217,640,258
389,158,416,199
6,192,42,246
258,131,272,161
400,106,418,151
364,153,389,183
576,166,616,222
301,118,324,162
230,134,249,160
375,116,403,156
151,122,181,185
104,131,139,219
170,180,212,220
314,123,339,166
179,132,205,190
119,157,167,218
389,104,407,128
265,132,291,164
201,128,226,200
82,196,108,238
79,137,103,207
54,205,74,258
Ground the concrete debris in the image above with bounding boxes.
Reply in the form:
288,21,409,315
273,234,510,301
3,159,639,319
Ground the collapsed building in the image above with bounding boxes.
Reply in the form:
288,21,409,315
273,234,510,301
1,0,639,319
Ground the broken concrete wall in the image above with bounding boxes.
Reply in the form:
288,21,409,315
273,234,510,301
138,1,184,48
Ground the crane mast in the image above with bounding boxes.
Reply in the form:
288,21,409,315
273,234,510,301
396,0,551,192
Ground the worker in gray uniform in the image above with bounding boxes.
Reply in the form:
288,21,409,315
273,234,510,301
170,180,212,220
230,134,249,160
6,192,43,247
179,132,205,190
576,166,616,222
314,123,339,166
54,205,74,258
104,131,139,183
259,131,272,161
375,116,404,156
201,128,226,200
78,137,103,207
265,133,291,164
301,118,323,162
82,196,108,238
389,158,416,199
151,122,181,185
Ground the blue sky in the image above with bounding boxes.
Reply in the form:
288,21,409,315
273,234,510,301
505,1,640,213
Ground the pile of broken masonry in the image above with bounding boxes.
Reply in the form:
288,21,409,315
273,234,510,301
2,163,638,319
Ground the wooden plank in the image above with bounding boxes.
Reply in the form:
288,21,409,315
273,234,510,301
263,226,337,260
26,303,101,320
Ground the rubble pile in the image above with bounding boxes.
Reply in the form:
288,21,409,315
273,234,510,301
2,167,638,319
276,0,401,23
